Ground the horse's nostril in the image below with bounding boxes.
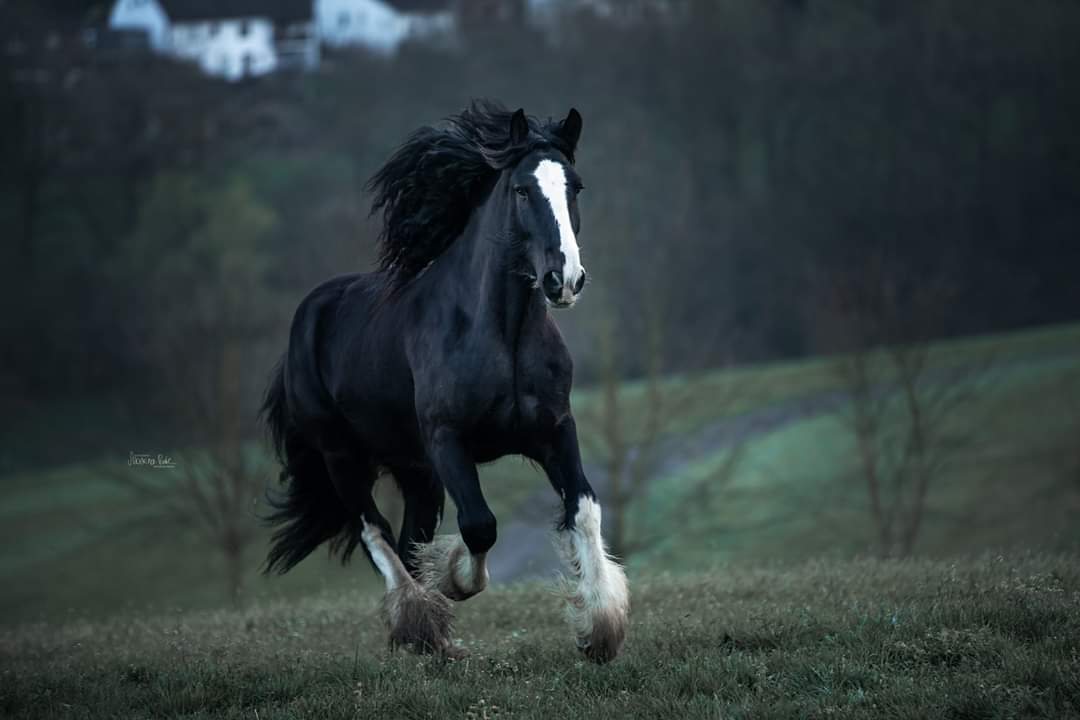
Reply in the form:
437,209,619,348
573,270,586,294
542,270,563,296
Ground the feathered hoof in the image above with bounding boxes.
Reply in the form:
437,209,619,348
382,581,455,655
552,496,630,664
573,608,627,664
414,535,488,602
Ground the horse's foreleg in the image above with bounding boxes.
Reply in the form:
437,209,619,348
322,448,453,654
541,417,629,664
415,428,493,601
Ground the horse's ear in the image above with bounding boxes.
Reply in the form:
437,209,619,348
510,108,529,145
557,108,583,152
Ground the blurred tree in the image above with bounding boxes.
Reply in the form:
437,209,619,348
818,255,985,558
110,173,282,603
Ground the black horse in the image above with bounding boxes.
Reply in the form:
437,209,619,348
262,102,628,662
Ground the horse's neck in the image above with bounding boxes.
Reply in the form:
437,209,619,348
454,184,543,344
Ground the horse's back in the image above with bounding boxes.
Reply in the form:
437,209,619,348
283,273,376,442
284,271,424,462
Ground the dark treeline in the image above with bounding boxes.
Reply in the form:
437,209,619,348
2,0,1079,465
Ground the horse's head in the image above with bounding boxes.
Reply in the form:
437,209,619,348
507,108,586,309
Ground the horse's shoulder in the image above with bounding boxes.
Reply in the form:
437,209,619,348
514,312,573,413
534,313,573,369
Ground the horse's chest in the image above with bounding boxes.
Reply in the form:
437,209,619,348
412,311,573,456
465,356,567,462
511,341,572,428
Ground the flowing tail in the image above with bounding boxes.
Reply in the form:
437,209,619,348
261,359,360,574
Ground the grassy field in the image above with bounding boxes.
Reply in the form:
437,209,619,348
3,555,1079,719
1,323,1079,625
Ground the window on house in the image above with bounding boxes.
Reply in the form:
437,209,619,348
240,20,250,37
338,11,349,28
210,22,219,37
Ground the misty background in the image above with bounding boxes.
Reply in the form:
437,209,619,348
2,0,1079,621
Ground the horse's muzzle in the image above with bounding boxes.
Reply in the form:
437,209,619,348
543,269,586,307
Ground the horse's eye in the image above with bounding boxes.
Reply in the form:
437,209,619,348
514,186,528,198
572,183,585,195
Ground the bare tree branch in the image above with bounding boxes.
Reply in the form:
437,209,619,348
815,254,988,557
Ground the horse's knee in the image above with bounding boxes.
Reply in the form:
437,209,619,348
459,510,497,555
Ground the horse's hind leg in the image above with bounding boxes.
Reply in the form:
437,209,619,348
392,466,445,577
321,446,453,654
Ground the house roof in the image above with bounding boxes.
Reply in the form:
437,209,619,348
384,0,453,11
157,1,312,23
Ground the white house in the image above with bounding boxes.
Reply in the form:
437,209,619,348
315,0,454,55
169,16,279,79
106,0,462,78
107,0,318,81
527,0,677,29
107,0,170,49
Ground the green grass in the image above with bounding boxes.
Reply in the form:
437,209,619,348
1,323,1079,625
3,555,1079,719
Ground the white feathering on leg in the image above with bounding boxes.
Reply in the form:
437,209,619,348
553,496,629,662
362,520,408,592
414,534,488,601
362,520,454,652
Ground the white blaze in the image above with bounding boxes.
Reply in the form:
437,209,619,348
534,159,583,294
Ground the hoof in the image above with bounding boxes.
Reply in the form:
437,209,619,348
574,609,627,664
415,535,488,601
441,643,469,660
383,581,454,654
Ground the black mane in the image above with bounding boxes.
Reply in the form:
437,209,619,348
366,100,576,288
